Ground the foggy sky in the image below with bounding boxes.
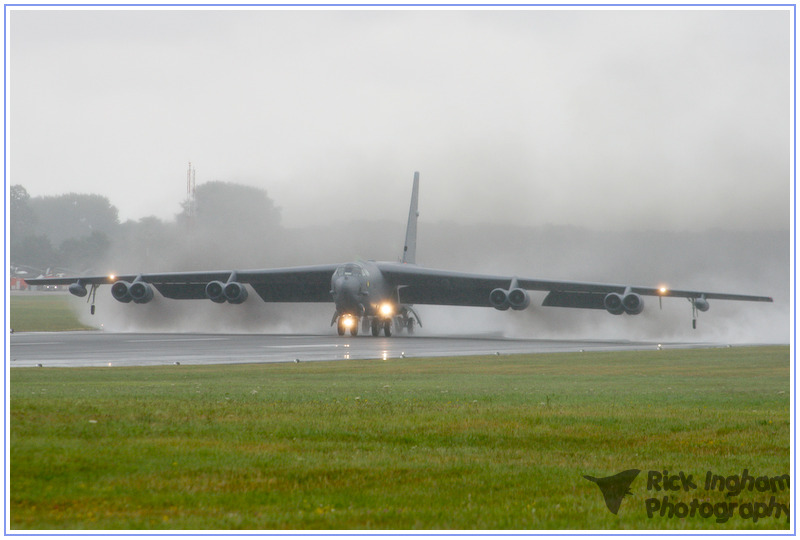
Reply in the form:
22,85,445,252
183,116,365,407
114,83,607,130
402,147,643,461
9,7,791,231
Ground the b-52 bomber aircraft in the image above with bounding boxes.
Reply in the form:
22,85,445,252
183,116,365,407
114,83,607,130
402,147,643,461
26,173,773,336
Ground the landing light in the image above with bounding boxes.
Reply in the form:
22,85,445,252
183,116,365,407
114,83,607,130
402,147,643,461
342,316,355,328
658,286,668,295
380,303,394,317
108,274,116,281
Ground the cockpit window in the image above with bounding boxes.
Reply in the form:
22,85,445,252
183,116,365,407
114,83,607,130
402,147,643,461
337,264,362,277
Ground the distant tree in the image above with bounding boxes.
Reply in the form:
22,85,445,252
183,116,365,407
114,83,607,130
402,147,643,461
58,230,111,273
10,184,36,239
178,181,281,232
10,185,51,269
29,193,119,245
175,181,282,268
10,234,57,271
105,216,181,272
10,190,119,271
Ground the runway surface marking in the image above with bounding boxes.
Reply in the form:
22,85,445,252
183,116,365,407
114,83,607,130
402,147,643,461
11,342,65,347
261,344,344,349
126,337,231,343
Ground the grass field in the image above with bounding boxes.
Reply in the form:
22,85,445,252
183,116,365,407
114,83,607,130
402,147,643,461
10,346,790,530
10,293,96,332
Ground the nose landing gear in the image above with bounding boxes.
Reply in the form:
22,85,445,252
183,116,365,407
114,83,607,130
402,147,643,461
336,315,359,336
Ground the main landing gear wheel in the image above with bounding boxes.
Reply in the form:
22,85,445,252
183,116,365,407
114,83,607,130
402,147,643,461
406,318,415,335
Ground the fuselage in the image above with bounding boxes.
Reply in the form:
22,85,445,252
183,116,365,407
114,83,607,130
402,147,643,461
330,261,393,318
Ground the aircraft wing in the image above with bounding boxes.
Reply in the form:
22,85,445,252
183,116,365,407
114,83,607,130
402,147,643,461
376,263,773,308
24,264,341,303
25,262,773,309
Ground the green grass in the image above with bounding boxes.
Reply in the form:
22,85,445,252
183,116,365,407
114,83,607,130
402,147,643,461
10,294,96,332
10,346,790,530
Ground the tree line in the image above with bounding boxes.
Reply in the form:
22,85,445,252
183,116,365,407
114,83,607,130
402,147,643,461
10,182,283,276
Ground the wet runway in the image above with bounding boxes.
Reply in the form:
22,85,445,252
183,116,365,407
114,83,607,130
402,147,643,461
8,331,722,368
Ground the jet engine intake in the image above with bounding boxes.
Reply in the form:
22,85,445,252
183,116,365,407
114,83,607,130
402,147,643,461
205,281,227,303
508,288,530,311
489,288,510,311
111,280,133,303
621,292,644,315
68,282,87,297
603,292,625,315
129,281,154,304
224,282,248,304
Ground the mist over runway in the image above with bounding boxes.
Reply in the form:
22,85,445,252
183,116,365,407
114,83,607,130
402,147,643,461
8,331,765,369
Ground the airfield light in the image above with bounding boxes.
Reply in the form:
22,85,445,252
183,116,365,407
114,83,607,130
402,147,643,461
380,303,394,317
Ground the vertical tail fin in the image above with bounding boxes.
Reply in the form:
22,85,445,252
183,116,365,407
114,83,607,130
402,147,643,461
401,172,419,264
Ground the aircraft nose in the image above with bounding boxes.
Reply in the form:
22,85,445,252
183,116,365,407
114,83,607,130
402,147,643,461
333,276,362,310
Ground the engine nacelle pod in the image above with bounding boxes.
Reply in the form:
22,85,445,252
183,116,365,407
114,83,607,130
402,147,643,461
111,280,133,303
68,282,87,297
129,281,154,304
489,288,510,311
224,282,248,304
694,297,710,312
508,288,530,311
205,281,227,303
622,292,644,315
604,292,625,315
